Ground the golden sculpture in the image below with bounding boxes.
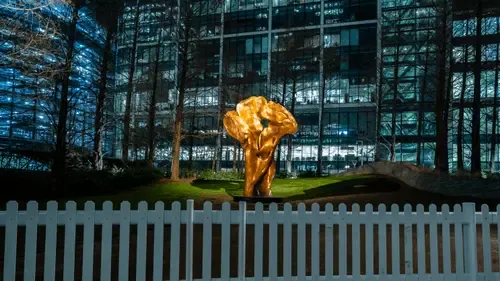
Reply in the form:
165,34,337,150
223,96,298,197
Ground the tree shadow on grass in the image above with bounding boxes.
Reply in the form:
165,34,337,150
285,176,402,201
191,179,244,195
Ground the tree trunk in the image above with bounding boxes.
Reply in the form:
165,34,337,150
470,0,483,175
286,79,296,174
390,46,399,162
232,141,237,172
122,5,141,164
457,48,468,171
52,3,81,177
93,28,113,170
147,32,162,169
316,74,326,176
276,77,287,174
490,56,498,173
375,52,384,161
417,48,429,166
170,10,193,180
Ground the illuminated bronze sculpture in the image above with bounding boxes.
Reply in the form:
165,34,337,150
223,96,298,197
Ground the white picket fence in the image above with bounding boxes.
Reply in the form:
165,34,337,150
0,200,499,281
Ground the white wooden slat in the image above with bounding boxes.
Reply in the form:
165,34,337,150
416,204,426,275
221,202,231,281
403,204,412,275
453,204,464,275
63,201,77,281
324,204,334,281
377,204,387,277
298,203,307,280
429,204,438,277
351,204,360,277
44,201,58,281
463,203,477,281
153,202,165,281
136,201,148,281
254,202,264,281
3,201,18,281
82,201,95,281
441,204,451,276
203,202,213,281
283,203,292,281
391,204,400,277
365,204,374,277
268,203,278,281
338,204,347,278
480,204,492,275
186,200,195,281
118,201,131,281
497,205,500,276
237,201,247,281
311,203,320,281
24,201,38,281
170,202,181,281
101,201,113,281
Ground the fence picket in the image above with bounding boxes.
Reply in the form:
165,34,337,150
403,204,412,275
170,202,181,281
118,201,131,281
324,203,334,281
254,202,264,281
378,204,387,276
82,201,95,281
429,204,439,279
101,201,113,281
1,200,499,281
365,204,374,277
63,201,77,281
338,204,347,278
24,201,38,281
481,204,492,276
221,202,231,281
268,203,278,281
44,201,58,281
283,203,292,281
136,201,148,281
416,204,425,276
297,203,306,280
237,201,246,281
391,204,400,277
463,203,477,281
153,202,165,281
453,204,464,275
186,200,195,281
441,204,451,277
202,202,213,281
497,205,500,275
311,203,320,281
3,201,18,281
351,204,360,277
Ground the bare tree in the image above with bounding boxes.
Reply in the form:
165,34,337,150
270,31,317,174
168,0,220,180
121,2,140,164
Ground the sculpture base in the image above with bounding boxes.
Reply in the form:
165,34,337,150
232,195,283,204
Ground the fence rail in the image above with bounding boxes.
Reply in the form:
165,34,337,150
1,200,499,281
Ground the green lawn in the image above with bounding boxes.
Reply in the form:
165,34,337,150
2,175,380,210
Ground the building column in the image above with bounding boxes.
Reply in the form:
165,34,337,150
266,0,272,97
215,1,226,171
317,0,325,175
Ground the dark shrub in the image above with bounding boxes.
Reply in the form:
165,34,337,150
199,169,244,180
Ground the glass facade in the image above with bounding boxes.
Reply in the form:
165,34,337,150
0,3,107,170
380,0,500,171
115,0,378,173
